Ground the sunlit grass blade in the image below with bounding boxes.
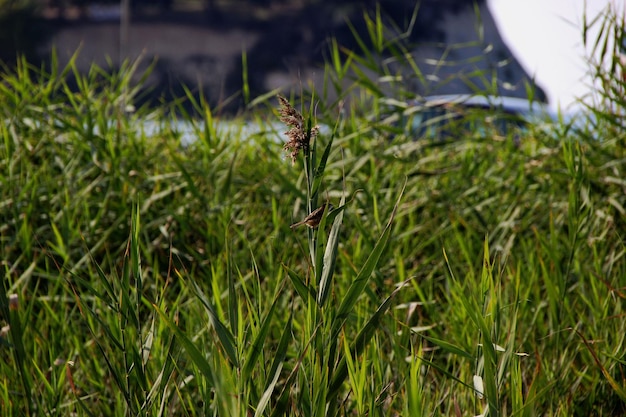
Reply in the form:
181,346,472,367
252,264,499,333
144,332,179,414
479,238,500,416
317,194,346,306
254,362,283,417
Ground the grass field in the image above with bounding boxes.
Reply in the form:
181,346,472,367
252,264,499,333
1,5,626,417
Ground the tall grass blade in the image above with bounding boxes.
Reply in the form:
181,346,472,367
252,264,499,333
242,289,281,380
327,283,404,406
254,362,283,417
311,129,336,198
283,264,315,302
266,315,292,393
152,303,216,385
188,277,239,367
242,49,250,105
317,195,346,306
420,334,474,359
0,282,33,414
333,181,405,330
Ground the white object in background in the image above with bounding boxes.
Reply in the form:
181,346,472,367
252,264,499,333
488,0,626,112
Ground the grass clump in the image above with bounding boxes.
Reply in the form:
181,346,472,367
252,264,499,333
1,3,626,416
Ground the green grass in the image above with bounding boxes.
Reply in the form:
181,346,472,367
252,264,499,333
1,5,626,416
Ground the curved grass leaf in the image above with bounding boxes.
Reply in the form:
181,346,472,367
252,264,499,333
317,195,346,306
420,334,474,359
255,362,283,417
327,282,404,407
311,121,338,197
188,277,239,368
242,288,282,381
266,314,292,392
332,180,405,336
152,303,215,386
283,263,315,302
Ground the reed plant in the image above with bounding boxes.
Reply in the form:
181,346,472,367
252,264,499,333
1,3,625,416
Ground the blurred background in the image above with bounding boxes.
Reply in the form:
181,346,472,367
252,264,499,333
0,0,616,113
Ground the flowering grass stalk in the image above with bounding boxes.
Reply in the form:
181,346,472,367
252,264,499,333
276,94,404,416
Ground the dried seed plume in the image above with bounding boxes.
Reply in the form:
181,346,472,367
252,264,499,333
277,95,319,165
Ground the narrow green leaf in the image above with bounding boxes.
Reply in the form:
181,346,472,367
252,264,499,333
242,289,281,380
420,335,474,359
266,315,292,392
188,278,239,367
0,278,33,414
333,181,405,332
283,263,315,302
227,237,238,341
317,196,346,306
254,363,283,417
346,18,375,64
327,282,403,401
311,130,335,197
242,49,249,105
169,152,208,207
90,329,131,405
152,304,215,385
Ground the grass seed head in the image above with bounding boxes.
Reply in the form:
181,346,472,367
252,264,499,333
277,95,319,165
